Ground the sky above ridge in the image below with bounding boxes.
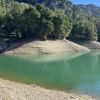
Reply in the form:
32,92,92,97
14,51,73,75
70,0,100,7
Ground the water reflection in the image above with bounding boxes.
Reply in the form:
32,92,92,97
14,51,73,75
0,51,100,96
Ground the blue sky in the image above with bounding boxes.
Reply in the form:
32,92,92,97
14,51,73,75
70,0,100,7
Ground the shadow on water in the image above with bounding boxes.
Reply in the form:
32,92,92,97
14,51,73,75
0,51,100,96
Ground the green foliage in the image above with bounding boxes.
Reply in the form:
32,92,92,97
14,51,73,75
0,6,4,23
24,7,41,19
69,20,98,41
11,2,30,16
14,7,41,38
38,19,54,40
0,0,99,42
36,4,55,40
53,14,70,39
36,4,54,20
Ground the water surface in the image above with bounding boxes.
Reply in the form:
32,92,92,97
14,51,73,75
0,51,100,97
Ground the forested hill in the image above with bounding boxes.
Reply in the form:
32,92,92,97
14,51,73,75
77,4,100,17
15,0,100,17
0,0,100,42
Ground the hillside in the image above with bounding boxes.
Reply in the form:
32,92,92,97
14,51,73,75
77,4,100,17
0,0,100,45
15,0,100,17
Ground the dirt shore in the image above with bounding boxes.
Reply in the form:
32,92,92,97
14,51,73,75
0,79,96,100
4,40,89,54
81,41,100,49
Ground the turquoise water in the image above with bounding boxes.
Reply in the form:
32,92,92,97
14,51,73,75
0,51,100,96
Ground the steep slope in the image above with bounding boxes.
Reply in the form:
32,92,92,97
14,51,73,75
77,4,100,17
15,0,100,18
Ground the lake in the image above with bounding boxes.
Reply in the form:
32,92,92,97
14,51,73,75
0,51,100,97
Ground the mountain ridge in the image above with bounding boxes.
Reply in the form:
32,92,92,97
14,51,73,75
15,0,100,17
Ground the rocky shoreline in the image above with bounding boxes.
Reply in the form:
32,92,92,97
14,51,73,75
0,79,96,100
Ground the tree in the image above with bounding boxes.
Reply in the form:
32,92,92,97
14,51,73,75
36,4,54,40
10,2,30,16
95,17,100,41
38,19,54,40
0,6,4,24
15,7,41,38
52,13,70,39
36,4,54,20
68,20,98,41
